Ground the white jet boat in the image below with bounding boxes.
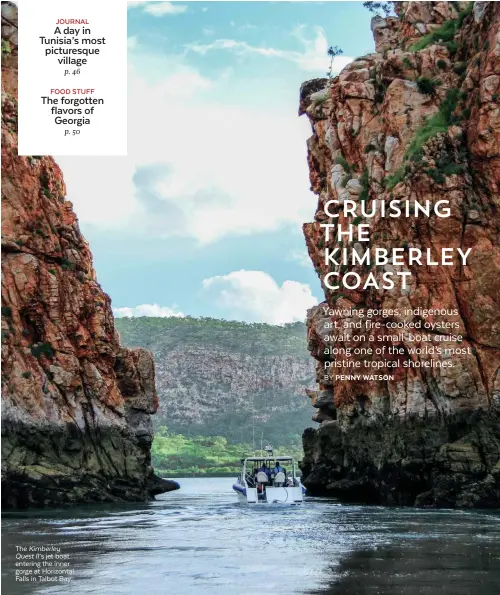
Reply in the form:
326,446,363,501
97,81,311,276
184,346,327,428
233,456,306,505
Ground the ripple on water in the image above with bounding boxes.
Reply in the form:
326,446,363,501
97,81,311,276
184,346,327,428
2,478,500,595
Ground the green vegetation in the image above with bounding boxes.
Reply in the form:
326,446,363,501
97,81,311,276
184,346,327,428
156,386,311,450
335,155,353,174
312,92,327,106
406,88,461,160
61,259,75,271
385,88,463,190
21,371,32,379
39,172,52,199
408,3,472,53
453,62,467,76
115,316,309,359
116,317,314,452
416,77,440,95
409,20,457,52
364,143,376,154
152,427,303,477
30,343,54,360
1,40,11,55
359,169,370,204
373,77,388,105
444,40,459,55
341,174,352,188
362,1,393,17
402,57,412,69
435,157,466,176
386,167,407,191
457,2,474,27
426,168,446,184
1,306,12,317
327,45,343,80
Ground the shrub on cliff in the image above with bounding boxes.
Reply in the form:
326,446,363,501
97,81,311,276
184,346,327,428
362,1,394,17
385,88,462,190
30,342,54,360
406,88,461,160
416,77,440,95
327,45,343,80
408,3,473,53
335,156,353,174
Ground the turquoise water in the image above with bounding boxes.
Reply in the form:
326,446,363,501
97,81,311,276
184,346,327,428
2,477,500,594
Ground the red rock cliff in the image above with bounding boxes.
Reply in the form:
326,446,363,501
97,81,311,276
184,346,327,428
300,1,500,507
1,2,178,508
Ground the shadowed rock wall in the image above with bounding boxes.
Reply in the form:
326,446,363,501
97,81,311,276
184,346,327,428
1,2,178,508
300,1,500,507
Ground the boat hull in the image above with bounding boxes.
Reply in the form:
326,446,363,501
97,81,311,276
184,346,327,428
233,483,304,504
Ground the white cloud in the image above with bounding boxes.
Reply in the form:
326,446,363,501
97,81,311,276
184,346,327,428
128,2,187,16
145,2,187,16
113,303,185,318
56,46,317,244
186,26,353,73
57,21,352,246
202,270,318,324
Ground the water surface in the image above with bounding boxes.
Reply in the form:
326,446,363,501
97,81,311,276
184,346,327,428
2,477,500,594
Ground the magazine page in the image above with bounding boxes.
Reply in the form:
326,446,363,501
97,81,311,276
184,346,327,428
1,1,499,593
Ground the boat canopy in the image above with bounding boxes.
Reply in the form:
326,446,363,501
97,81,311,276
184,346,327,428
240,456,296,463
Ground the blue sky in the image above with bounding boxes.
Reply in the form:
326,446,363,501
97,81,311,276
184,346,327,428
56,1,375,324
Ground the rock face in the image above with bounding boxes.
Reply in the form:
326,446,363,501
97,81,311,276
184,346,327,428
300,1,500,507
1,3,178,508
115,318,315,446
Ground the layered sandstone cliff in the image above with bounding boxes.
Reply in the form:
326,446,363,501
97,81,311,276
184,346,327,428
115,317,315,444
300,1,500,507
1,3,178,508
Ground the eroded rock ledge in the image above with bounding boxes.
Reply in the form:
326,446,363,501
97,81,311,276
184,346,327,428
300,1,500,507
1,3,178,508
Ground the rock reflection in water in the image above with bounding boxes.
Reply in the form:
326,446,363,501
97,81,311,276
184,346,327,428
2,479,500,595
309,538,499,595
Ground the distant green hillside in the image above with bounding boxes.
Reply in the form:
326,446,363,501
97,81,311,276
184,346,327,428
115,317,310,358
115,316,315,458
152,427,304,477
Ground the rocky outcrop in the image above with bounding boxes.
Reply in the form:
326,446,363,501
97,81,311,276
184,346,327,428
300,1,500,507
1,3,178,508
